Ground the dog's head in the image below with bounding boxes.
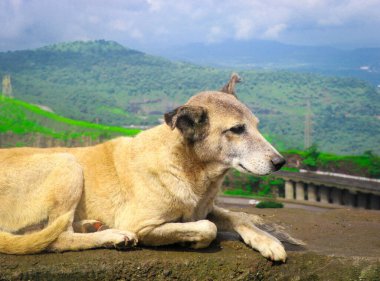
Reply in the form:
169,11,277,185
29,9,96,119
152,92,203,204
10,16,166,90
164,74,285,176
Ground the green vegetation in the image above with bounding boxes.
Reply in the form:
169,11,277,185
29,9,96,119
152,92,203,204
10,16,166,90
223,188,259,197
256,201,284,209
302,144,321,170
223,170,285,198
285,147,380,178
0,96,140,146
0,40,379,154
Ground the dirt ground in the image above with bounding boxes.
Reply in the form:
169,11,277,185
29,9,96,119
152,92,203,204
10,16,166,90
1,205,380,281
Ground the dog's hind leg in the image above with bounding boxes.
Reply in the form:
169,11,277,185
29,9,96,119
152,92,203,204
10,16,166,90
138,220,217,249
0,152,83,254
48,229,137,251
42,155,137,251
0,151,137,253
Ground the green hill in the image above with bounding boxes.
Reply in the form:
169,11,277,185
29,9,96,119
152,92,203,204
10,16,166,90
0,96,140,147
0,40,379,154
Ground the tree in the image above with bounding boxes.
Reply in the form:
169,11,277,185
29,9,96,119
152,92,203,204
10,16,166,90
364,150,380,178
303,144,320,170
2,75,13,99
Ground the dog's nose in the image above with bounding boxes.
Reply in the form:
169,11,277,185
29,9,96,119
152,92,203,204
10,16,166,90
271,156,286,171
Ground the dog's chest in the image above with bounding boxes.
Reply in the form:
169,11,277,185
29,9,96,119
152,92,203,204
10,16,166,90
179,183,219,222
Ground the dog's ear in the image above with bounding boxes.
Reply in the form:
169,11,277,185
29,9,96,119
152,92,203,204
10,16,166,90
220,72,241,98
164,106,209,143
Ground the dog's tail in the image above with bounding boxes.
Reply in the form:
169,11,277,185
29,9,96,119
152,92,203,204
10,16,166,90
0,211,72,254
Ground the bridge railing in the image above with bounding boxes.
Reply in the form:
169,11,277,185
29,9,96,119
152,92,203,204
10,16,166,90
275,171,380,210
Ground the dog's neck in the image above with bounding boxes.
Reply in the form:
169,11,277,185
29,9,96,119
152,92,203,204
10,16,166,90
164,130,229,221
167,128,229,196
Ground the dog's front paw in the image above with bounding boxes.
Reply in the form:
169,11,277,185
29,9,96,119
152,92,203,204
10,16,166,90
184,220,217,249
255,238,287,262
101,229,138,249
239,227,287,262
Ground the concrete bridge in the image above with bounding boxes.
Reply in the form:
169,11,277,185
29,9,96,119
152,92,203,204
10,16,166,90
274,170,380,210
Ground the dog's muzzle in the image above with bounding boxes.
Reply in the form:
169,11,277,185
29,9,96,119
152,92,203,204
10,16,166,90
271,156,286,171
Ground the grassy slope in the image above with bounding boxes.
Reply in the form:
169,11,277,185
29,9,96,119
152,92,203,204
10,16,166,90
0,40,379,154
0,97,140,142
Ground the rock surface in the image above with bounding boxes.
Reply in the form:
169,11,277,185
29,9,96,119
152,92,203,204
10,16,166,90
1,206,380,281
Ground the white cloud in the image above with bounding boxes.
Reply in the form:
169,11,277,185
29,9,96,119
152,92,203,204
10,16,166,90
207,25,223,43
234,18,255,40
109,19,129,32
316,0,380,27
147,0,162,12
108,19,143,39
130,28,143,39
154,26,169,36
88,15,100,25
262,24,287,39
9,0,22,11
0,0,380,51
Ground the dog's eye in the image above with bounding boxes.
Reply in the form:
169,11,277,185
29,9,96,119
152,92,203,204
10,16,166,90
229,124,246,135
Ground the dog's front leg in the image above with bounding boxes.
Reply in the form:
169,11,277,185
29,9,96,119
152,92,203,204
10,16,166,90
139,220,217,249
208,206,286,262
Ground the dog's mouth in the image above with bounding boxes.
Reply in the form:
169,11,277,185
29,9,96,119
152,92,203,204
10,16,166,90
238,163,272,176
238,163,252,173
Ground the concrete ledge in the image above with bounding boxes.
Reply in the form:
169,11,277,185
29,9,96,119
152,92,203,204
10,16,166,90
1,208,380,281
1,247,379,281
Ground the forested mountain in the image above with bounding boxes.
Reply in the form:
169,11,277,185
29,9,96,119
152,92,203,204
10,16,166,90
0,40,379,154
155,40,380,86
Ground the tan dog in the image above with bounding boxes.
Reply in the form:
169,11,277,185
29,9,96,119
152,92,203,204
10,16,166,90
0,74,301,261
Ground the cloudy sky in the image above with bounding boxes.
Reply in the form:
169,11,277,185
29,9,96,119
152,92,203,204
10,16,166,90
1,0,380,52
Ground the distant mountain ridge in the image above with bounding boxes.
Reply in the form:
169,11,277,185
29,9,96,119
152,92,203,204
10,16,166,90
39,40,130,53
154,40,380,85
0,40,379,154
